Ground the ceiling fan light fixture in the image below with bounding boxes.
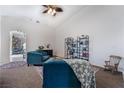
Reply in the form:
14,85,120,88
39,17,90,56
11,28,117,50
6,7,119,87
47,8,52,14
42,5,63,16
51,9,56,16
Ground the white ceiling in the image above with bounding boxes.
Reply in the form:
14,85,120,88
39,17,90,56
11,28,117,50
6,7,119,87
0,5,88,27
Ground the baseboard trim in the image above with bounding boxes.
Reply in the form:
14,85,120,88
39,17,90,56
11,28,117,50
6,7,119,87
0,62,4,66
0,62,9,66
92,64,104,69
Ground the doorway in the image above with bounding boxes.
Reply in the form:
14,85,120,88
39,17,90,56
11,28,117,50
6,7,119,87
10,31,26,62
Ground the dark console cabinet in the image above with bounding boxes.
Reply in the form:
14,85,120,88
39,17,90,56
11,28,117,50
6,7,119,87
43,50,53,57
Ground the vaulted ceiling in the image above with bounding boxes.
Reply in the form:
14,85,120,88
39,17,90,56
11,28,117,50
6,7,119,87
0,5,88,27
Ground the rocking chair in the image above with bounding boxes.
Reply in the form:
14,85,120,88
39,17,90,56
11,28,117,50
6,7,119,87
104,55,122,73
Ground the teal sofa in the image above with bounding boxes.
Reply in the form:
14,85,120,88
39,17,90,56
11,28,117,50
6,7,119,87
27,51,50,66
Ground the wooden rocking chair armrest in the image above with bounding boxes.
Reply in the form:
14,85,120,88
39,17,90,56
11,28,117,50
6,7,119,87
105,61,110,62
105,61,110,64
104,61,110,68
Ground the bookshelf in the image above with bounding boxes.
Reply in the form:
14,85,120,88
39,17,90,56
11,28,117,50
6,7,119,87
65,35,89,61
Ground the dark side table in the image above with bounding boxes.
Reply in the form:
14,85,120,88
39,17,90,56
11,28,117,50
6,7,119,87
43,50,53,57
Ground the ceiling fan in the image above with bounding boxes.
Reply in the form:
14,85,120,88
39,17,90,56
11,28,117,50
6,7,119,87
42,5,63,16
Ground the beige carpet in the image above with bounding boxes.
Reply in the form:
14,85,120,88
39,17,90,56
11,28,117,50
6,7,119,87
0,65,42,88
0,62,124,88
96,68,124,88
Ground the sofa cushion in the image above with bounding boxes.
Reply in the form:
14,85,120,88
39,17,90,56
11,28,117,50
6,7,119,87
42,55,50,61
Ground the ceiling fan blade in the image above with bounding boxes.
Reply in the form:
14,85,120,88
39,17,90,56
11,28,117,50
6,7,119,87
55,7,63,12
49,5,53,8
53,13,56,16
42,9,48,13
42,5,48,8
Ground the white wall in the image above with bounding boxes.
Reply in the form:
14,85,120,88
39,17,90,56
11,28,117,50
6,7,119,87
1,6,124,67
1,16,55,64
0,16,1,64
55,6,124,67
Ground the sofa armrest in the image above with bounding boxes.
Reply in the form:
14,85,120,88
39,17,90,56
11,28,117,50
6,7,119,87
28,51,44,55
27,52,44,64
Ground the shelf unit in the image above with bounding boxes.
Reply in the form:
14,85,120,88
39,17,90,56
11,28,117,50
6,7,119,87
65,35,89,61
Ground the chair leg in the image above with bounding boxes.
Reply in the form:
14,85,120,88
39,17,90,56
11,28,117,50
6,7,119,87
112,67,116,74
112,69,114,74
115,67,118,72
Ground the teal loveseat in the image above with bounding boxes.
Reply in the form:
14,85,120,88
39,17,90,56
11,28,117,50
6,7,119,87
27,51,50,66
